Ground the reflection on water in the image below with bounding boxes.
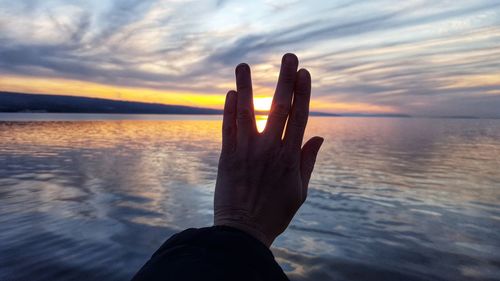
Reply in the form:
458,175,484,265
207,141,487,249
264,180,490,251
256,115,268,132
0,115,499,281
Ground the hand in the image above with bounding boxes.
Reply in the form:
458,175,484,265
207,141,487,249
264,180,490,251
214,53,324,247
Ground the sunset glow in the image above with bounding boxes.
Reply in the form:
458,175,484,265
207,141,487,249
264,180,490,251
0,75,227,109
0,1,499,117
255,115,268,132
253,97,273,112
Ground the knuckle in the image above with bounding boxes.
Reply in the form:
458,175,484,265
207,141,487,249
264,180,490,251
225,107,235,115
281,72,296,84
295,87,309,96
237,84,251,91
237,108,252,120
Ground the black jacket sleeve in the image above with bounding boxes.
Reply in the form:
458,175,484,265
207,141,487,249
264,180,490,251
131,225,289,281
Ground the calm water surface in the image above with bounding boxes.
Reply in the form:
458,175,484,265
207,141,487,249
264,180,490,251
0,114,499,281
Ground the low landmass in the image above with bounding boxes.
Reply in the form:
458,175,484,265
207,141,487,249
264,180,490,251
0,91,341,116
337,113,412,118
0,91,223,114
431,115,481,119
1,91,436,118
254,110,339,116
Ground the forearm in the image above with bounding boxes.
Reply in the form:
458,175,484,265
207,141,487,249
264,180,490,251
131,226,289,281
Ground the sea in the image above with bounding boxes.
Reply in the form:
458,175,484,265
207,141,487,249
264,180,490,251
0,113,499,281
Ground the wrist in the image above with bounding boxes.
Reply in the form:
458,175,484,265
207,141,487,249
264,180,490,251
214,219,274,248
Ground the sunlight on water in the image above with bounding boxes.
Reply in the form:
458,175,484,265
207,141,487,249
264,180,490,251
256,115,268,132
0,115,500,281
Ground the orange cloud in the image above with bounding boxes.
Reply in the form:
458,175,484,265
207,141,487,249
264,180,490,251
0,75,226,108
1,75,399,114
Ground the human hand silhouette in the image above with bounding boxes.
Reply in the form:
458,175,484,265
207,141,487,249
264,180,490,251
214,53,324,247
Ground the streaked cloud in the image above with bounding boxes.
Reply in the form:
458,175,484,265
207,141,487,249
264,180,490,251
0,0,499,116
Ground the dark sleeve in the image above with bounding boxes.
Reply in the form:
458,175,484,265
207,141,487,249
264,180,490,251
131,225,289,281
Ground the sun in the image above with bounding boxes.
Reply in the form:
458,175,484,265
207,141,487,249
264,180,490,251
253,97,272,112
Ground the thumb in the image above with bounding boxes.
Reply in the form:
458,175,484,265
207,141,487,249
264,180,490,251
300,136,324,200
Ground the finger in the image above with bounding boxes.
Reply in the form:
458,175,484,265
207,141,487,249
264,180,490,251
235,63,256,148
300,136,324,201
264,53,299,142
222,90,237,154
284,69,311,150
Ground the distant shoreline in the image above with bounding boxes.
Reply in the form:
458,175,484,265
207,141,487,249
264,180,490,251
0,113,498,122
0,91,337,117
1,91,497,119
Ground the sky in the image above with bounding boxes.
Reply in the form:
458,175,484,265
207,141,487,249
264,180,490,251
0,0,499,116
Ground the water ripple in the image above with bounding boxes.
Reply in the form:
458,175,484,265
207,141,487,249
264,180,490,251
1,116,499,280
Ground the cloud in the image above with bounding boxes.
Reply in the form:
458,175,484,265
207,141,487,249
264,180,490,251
0,0,499,116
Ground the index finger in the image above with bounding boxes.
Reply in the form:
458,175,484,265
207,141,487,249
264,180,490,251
235,63,256,149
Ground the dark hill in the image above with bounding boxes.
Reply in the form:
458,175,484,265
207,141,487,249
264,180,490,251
0,91,223,114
